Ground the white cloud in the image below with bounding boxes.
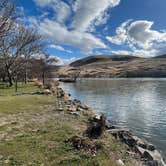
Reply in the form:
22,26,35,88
38,19,107,53
55,56,78,66
111,50,132,55
49,44,73,53
33,0,71,24
106,20,131,45
72,0,120,31
106,20,166,57
128,20,166,49
33,0,53,7
31,0,122,54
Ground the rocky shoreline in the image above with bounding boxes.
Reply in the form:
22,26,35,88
58,86,166,166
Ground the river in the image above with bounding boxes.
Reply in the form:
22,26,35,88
60,78,166,158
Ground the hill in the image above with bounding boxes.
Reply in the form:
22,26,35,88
53,55,166,78
70,55,139,67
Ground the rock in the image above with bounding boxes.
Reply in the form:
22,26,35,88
78,104,89,110
105,120,116,129
86,114,106,139
0,155,3,160
69,112,80,116
147,144,155,151
116,159,125,165
4,159,10,164
143,151,154,160
43,89,52,95
137,139,147,149
64,93,71,101
73,99,81,104
58,107,64,111
77,107,84,111
145,160,159,166
108,128,137,147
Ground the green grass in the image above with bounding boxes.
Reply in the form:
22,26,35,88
0,95,55,114
0,82,41,95
0,84,140,166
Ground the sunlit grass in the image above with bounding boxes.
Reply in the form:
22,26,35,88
0,82,41,95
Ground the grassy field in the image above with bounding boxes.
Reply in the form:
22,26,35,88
0,82,41,95
0,84,140,166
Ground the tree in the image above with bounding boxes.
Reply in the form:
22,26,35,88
33,54,58,85
0,25,42,87
0,0,16,41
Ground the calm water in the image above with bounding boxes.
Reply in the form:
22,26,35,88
61,78,166,157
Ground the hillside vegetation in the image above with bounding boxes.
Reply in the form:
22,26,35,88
55,55,166,78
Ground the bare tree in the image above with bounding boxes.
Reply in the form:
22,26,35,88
34,54,58,85
0,25,42,87
0,0,16,41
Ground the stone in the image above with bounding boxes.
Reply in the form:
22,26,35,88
69,112,80,116
143,151,154,161
145,160,158,166
116,159,125,165
147,144,155,151
64,93,71,101
0,155,3,160
137,139,147,149
43,89,52,95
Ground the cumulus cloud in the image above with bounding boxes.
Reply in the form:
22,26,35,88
128,20,166,49
106,20,131,45
39,19,106,53
106,20,166,57
31,0,121,54
72,0,120,31
33,0,71,24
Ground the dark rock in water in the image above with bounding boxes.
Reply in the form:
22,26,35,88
143,151,154,160
59,78,76,83
79,104,89,110
147,144,156,151
105,120,116,129
120,132,137,147
73,99,81,104
145,160,158,166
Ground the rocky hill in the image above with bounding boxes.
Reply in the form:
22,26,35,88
54,55,166,78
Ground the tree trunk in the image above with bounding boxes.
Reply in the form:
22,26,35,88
42,70,45,85
24,61,28,84
7,70,13,87
24,68,28,84
15,74,18,92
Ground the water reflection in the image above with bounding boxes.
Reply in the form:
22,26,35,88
61,78,166,157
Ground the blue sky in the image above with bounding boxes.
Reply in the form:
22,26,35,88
17,0,166,64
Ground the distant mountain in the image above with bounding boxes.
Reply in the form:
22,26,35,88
155,54,166,58
70,55,139,67
53,54,166,78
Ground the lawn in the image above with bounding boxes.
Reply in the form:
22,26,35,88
0,82,41,95
0,84,140,166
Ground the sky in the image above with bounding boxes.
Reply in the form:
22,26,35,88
17,0,166,65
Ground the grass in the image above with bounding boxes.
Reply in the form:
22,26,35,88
0,95,55,114
0,82,41,95
0,84,140,166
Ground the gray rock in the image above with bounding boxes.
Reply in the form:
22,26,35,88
143,151,154,160
147,144,156,151
145,160,158,166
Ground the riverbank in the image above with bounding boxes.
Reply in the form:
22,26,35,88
59,84,166,166
0,82,165,165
